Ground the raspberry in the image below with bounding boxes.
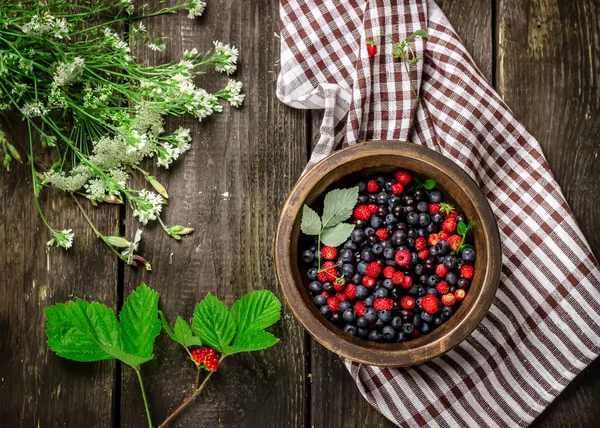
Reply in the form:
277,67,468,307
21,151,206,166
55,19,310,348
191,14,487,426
333,281,345,291
321,261,338,281
454,288,466,301
394,170,412,185
395,249,411,266
353,205,371,221
461,265,474,279
421,294,440,314
191,348,208,364
436,281,449,294
366,43,377,56
376,228,389,240
327,297,340,312
429,203,440,214
441,293,456,306
367,180,379,193
428,233,440,246
447,211,459,219
365,262,382,278
373,298,393,311
401,296,415,310
391,183,404,195
383,266,395,279
346,283,356,300
438,231,450,241
414,237,427,251
368,204,378,214
435,264,448,277
401,275,413,289
448,235,462,252
336,292,348,302
321,246,338,260
391,271,404,285
418,249,429,260
205,354,219,372
317,272,330,283
362,276,375,288
354,301,366,317
442,218,457,233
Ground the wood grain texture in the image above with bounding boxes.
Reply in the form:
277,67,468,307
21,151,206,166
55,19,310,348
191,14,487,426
497,1,600,426
0,121,118,426
120,1,308,427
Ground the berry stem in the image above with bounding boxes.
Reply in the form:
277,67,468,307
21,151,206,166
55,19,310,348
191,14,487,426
133,366,153,428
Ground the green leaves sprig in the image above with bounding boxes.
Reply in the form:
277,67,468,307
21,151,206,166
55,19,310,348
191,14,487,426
301,187,358,268
45,284,282,428
456,220,475,255
413,177,437,190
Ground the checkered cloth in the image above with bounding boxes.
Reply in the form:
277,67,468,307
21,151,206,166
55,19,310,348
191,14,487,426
277,0,600,426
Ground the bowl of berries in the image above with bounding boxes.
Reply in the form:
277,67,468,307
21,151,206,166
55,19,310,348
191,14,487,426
275,141,501,366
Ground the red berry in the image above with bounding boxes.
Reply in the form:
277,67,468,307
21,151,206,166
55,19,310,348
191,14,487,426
395,249,411,266
391,183,404,195
321,291,330,298
333,281,345,291
401,275,413,289
436,281,449,295
447,211,459,219
373,298,394,311
321,246,338,260
205,354,219,372
191,348,208,364
346,283,356,300
448,235,462,252
461,265,474,279
421,294,440,314
428,233,440,246
394,170,412,185
354,301,366,317
366,180,379,193
336,292,348,302
429,203,440,214
366,43,377,56
317,272,329,282
400,296,415,310
368,204,378,214
391,271,404,285
375,228,389,240
365,261,382,278
441,293,456,306
455,289,466,301
438,231,450,241
414,237,427,251
362,276,375,288
353,205,371,220
435,264,448,277
383,266,395,279
413,329,420,338
418,249,429,260
327,297,340,312
442,218,457,233
319,261,338,281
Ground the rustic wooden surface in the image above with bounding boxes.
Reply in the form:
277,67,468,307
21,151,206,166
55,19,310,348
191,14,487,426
0,0,599,427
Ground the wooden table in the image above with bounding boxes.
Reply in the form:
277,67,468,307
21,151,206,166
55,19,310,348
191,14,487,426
1,0,599,426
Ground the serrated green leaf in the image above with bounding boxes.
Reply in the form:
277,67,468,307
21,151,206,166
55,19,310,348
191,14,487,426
457,221,467,235
300,205,322,235
231,290,281,337
120,284,161,361
321,187,359,228
159,311,202,347
192,293,236,353
423,179,436,190
225,330,279,355
320,222,355,247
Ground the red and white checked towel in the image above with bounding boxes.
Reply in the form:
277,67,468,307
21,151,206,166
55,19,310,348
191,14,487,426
277,0,600,426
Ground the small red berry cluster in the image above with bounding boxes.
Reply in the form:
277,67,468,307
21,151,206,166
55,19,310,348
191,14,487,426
191,347,219,372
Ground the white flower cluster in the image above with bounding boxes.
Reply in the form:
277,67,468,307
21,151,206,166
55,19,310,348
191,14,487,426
148,43,166,52
47,229,74,249
119,0,135,15
84,169,128,201
103,28,132,62
187,0,207,19
44,165,91,192
22,13,69,39
222,79,245,107
157,127,192,169
132,190,164,224
21,101,48,118
53,57,85,87
212,41,239,74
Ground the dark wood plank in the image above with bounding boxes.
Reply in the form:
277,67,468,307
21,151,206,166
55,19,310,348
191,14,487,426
120,1,308,427
0,121,118,426
497,1,600,426
308,2,493,426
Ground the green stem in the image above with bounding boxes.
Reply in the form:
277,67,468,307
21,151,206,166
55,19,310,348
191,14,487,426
133,366,153,428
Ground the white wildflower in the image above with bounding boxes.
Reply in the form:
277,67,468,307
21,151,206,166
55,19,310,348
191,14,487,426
148,43,165,52
22,13,69,39
52,18,69,39
125,130,147,154
132,190,164,224
172,127,192,146
183,48,198,60
137,22,147,33
212,41,238,74
53,57,85,86
222,79,244,107
186,0,207,19
122,229,142,264
43,165,91,192
21,101,48,118
118,0,135,14
47,229,74,250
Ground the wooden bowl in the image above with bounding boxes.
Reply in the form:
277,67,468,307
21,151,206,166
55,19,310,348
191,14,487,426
275,141,502,366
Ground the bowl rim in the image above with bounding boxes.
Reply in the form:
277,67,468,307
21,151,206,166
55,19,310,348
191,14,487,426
275,141,502,366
